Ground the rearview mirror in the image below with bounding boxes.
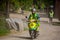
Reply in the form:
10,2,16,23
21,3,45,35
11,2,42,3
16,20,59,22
25,16,27,18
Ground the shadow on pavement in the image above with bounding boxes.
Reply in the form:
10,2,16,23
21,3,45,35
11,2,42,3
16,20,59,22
11,36,33,40
52,22,60,26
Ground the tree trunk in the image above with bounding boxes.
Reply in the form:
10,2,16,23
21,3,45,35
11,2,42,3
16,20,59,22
5,0,9,18
46,6,50,18
55,0,60,21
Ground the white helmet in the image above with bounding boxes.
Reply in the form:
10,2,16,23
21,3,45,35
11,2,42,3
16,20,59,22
33,8,36,12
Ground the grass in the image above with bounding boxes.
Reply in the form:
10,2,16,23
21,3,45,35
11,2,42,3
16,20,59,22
24,27,29,31
0,16,10,36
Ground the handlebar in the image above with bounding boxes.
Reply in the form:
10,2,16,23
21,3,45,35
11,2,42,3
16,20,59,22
27,20,37,22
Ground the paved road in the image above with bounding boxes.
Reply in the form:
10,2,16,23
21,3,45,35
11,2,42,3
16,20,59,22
0,21,60,40
0,12,60,40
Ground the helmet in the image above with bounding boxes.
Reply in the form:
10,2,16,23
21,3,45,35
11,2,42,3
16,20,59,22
31,8,36,13
33,8,36,12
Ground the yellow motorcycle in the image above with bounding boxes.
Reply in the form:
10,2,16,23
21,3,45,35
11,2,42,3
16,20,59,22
28,19,40,39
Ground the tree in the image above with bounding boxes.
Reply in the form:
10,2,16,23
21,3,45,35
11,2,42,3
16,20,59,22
38,0,54,13
0,0,21,17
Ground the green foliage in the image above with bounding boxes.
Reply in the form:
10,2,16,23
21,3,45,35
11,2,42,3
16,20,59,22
41,3,45,9
24,27,28,31
0,0,54,11
19,0,33,10
40,0,54,6
0,16,10,36
0,0,6,11
10,0,20,10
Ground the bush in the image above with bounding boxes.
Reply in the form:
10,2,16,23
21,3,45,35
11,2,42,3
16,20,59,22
0,16,10,36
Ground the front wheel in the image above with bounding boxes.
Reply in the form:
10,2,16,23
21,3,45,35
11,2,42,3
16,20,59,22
29,30,37,39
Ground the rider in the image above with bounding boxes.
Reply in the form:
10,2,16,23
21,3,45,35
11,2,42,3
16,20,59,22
28,7,40,34
49,9,54,23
